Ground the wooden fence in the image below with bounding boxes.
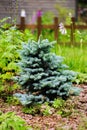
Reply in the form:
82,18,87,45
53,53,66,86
17,16,87,43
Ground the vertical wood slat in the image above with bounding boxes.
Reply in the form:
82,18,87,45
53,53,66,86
54,17,58,41
71,17,75,44
37,16,42,39
19,16,86,44
20,17,25,31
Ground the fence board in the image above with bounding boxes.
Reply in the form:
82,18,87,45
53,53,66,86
16,16,87,43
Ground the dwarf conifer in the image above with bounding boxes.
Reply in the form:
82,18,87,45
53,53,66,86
14,38,81,105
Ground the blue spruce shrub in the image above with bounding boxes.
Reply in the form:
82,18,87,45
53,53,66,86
14,38,81,106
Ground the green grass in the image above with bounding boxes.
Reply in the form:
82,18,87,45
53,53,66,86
52,43,87,74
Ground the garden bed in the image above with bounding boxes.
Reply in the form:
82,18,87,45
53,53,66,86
0,84,87,130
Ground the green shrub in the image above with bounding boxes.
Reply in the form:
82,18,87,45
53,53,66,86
0,21,34,95
0,26,22,94
0,112,32,130
14,38,81,106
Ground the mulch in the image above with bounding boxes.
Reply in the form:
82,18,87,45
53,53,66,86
0,84,87,130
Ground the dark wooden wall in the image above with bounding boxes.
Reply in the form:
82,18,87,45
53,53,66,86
0,0,76,24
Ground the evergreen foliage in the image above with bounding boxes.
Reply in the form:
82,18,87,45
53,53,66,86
14,38,81,105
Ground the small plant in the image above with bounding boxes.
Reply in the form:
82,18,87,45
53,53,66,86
52,98,65,109
22,105,40,115
52,98,76,117
41,102,55,116
59,98,78,117
6,96,20,105
14,38,81,106
75,73,87,84
0,112,32,130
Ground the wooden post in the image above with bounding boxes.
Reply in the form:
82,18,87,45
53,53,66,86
71,17,75,44
20,17,25,31
37,16,42,39
20,9,26,31
54,17,58,41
